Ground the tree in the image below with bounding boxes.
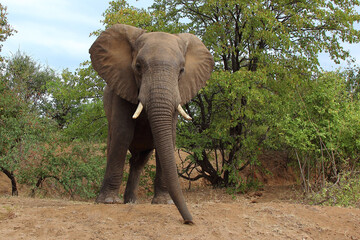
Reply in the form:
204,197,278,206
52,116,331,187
152,0,360,72
3,51,57,112
18,140,106,200
0,79,23,195
0,52,62,195
177,70,272,188
0,52,58,195
0,5,108,198
0,79,45,195
343,66,360,100
45,62,107,140
149,0,360,189
275,71,360,192
0,53,107,197
0,4,16,59
92,0,186,35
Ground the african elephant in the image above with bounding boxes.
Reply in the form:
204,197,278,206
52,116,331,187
89,24,214,224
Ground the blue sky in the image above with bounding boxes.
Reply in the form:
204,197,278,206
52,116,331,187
2,0,152,71
2,0,359,72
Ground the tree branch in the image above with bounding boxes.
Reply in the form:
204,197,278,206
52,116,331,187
0,167,18,196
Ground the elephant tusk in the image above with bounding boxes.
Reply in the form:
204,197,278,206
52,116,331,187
177,105,192,120
132,102,144,119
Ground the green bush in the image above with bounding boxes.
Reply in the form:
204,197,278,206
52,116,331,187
308,171,360,208
177,70,272,191
18,141,106,200
275,71,360,194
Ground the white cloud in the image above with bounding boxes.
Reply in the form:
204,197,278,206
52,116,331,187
11,21,93,56
3,0,100,27
1,0,106,70
1,0,156,70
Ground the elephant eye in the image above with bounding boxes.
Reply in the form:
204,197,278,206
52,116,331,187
135,63,142,73
179,67,185,75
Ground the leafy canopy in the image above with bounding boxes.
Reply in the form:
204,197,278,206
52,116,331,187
0,4,16,59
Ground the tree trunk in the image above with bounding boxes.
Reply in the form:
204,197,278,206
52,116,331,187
1,167,18,196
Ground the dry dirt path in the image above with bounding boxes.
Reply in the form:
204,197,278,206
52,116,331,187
1,188,359,240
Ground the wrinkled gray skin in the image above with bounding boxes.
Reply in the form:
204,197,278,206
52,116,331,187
89,24,214,224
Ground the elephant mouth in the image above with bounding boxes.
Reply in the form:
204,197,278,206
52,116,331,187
132,102,192,120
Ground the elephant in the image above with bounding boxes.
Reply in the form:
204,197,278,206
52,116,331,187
89,24,214,224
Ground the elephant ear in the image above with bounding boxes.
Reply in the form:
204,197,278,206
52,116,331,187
89,24,145,104
177,33,214,104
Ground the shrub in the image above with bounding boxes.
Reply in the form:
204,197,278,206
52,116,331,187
19,141,106,200
307,170,360,208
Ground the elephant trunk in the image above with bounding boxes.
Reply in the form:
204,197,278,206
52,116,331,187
146,87,193,224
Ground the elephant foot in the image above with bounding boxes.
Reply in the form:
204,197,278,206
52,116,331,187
95,191,122,204
124,193,137,204
151,192,174,205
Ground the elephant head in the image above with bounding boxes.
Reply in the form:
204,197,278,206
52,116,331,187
89,24,214,223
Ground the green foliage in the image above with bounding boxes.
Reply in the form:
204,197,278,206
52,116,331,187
152,0,360,72
343,66,360,100
45,62,107,141
91,0,187,36
18,140,106,200
0,3,16,58
177,70,272,190
0,53,106,199
92,0,152,35
307,171,360,208
0,76,55,195
62,101,107,141
0,8,107,200
0,53,55,173
275,71,360,191
2,51,57,111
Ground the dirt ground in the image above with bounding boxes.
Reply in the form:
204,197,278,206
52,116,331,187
1,151,359,240
1,183,359,239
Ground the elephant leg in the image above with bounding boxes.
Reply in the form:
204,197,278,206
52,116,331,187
152,152,173,204
96,139,130,204
124,149,153,203
96,92,135,204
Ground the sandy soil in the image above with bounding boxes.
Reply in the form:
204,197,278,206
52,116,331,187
1,151,359,240
1,184,359,240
